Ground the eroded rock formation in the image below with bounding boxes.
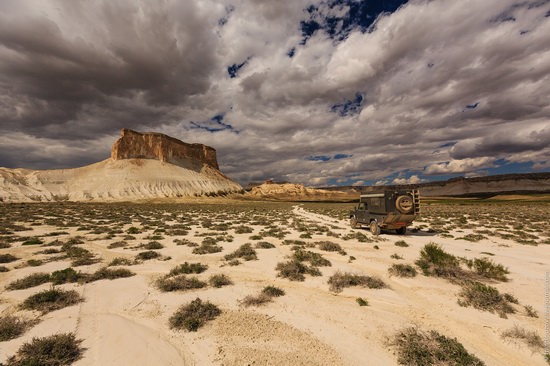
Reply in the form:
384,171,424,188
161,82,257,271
111,129,219,170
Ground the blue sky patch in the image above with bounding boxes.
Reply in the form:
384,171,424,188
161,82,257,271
439,141,457,148
334,153,352,159
331,92,364,116
465,102,479,110
306,155,331,161
190,113,239,134
228,59,249,78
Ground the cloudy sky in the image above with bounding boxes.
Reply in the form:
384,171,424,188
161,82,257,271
1,0,549,186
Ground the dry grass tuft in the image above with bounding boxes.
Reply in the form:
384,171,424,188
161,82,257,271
3,333,83,366
328,271,387,293
169,298,221,332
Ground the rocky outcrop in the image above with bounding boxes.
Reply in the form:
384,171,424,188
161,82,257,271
248,181,350,201
111,129,219,170
0,129,242,202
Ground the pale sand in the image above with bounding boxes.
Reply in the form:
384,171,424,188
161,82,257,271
0,204,548,365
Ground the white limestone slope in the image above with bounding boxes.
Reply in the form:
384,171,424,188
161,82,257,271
0,159,243,202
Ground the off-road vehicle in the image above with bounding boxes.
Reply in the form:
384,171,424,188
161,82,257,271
349,189,420,235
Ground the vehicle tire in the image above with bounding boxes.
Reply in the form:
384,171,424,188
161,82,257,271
395,195,413,214
370,221,381,236
350,217,359,229
395,227,406,235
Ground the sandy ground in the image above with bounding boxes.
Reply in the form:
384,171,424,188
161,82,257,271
0,203,548,365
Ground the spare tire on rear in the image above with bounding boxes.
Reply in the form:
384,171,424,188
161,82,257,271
395,195,413,213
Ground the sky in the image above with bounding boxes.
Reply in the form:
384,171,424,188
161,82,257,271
0,0,549,187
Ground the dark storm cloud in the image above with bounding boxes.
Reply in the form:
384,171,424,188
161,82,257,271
1,0,549,185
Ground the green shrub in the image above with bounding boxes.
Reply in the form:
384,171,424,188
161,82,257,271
208,274,233,288
224,243,257,261
262,286,285,297
0,316,38,342
394,240,409,247
142,241,163,250
107,257,134,266
3,333,83,366
275,260,321,281
21,288,84,314
6,273,51,290
328,271,387,293
415,243,463,278
0,254,19,263
388,264,417,278
255,241,275,249
169,298,221,332
392,327,485,366
136,250,161,260
50,268,81,285
468,258,509,282
26,259,43,267
169,262,208,276
458,281,516,318
156,275,207,292
22,238,44,246
0,265,9,272
292,249,331,267
356,298,369,306
107,241,128,249
86,267,135,282
192,242,222,255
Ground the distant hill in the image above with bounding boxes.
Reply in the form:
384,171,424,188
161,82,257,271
0,129,243,202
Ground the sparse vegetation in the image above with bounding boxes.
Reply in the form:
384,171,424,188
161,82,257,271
208,274,233,288
255,241,275,249
391,327,485,366
261,286,285,297
388,264,417,278
356,298,369,306
458,280,517,318
224,243,257,261
107,257,134,266
50,268,81,285
501,324,544,352
21,288,84,314
0,254,19,263
6,273,51,290
328,271,387,293
524,305,538,318
0,315,38,342
241,293,273,307
465,257,509,282
2,333,83,366
169,298,221,331
394,240,409,247
415,243,464,279
85,267,135,282
156,275,207,292
275,260,321,281
136,250,161,260
169,262,208,276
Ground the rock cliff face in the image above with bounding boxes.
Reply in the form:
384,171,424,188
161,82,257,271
0,129,242,202
111,129,219,170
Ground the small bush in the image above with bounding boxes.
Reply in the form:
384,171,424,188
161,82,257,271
394,240,409,247
388,264,418,278
0,316,38,342
415,243,463,278
22,238,44,246
192,242,222,255
390,253,403,260
107,257,134,266
208,274,233,288
328,271,387,293
501,325,544,352
156,275,207,292
292,249,331,267
224,243,257,261
392,327,485,366
0,265,9,272
26,259,43,267
458,281,516,318
316,241,343,252
142,241,164,250
86,267,135,282
241,293,272,307
255,241,275,249
136,250,161,261
6,273,51,290
227,259,240,266
275,260,321,281
262,286,285,297
3,333,83,366
127,227,140,234
21,288,84,314
169,298,221,331
107,241,128,249
524,305,538,318
169,262,208,276
356,298,369,306
467,257,509,282
50,268,81,285
0,254,19,263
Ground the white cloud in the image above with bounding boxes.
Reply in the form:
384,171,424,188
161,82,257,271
352,180,365,186
425,157,494,175
391,175,425,185
0,0,549,185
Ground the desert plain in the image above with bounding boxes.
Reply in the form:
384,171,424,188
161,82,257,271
0,197,549,365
